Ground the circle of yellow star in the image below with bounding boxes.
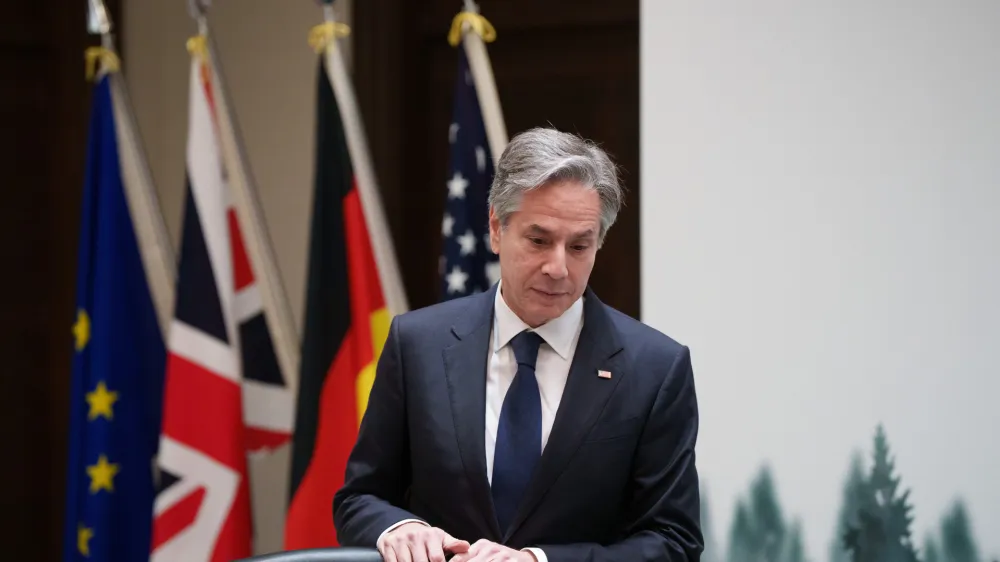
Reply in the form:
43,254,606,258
86,381,118,421
87,454,120,494
78,524,94,556
73,309,90,352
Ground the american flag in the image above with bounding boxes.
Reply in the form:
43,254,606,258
440,46,500,300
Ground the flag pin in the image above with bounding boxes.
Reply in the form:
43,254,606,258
598,370,612,379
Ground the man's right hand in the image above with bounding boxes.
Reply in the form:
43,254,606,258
378,522,471,562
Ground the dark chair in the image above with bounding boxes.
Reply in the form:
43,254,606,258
234,547,383,562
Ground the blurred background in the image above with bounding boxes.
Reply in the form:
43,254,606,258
3,0,997,560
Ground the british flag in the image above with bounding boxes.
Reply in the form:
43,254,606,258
151,46,293,561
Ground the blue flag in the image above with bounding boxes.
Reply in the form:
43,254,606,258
440,46,501,300
63,74,166,562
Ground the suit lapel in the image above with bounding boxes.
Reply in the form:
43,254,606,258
503,288,625,541
442,285,502,540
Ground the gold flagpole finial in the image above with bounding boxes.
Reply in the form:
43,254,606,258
308,21,351,54
84,46,120,81
186,34,209,62
448,11,496,47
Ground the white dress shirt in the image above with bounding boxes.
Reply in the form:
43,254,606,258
379,283,585,562
485,283,584,484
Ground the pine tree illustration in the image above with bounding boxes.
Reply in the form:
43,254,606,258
922,535,940,562
831,451,868,562
728,466,790,562
751,466,787,561
940,500,980,562
728,499,754,562
701,483,720,562
843,425,919,562
781,519,808,562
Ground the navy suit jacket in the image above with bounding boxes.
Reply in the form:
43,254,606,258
333,284,703,561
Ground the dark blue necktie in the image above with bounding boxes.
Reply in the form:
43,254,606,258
492,330,544,533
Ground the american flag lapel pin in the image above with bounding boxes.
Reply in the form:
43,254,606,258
598,369,612,379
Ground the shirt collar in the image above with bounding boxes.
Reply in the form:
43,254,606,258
492,280,584,360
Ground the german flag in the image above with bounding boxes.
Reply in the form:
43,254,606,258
283,53,395,547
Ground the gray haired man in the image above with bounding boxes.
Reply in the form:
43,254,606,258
334,128,703,562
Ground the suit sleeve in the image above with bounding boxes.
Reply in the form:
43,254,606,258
333,315,423,547
531,345,703,562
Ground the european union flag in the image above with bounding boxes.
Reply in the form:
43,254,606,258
63,74,166,561
440,46,501,300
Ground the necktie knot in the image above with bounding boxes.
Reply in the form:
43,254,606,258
509,330,543,369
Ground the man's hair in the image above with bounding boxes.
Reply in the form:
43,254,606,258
487,127,624,246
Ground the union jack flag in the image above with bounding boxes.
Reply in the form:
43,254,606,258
151,44,293,561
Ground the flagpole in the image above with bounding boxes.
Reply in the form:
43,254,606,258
190,5,302,397
459,0,508,162
87,0,177,338
320,1,410,317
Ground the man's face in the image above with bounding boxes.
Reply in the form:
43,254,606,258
489,179,601,327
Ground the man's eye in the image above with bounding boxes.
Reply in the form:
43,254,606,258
530,238,545,245
572,245,589,252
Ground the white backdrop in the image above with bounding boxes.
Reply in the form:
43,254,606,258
640,1,1000,559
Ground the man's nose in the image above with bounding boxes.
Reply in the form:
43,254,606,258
542,247,568,279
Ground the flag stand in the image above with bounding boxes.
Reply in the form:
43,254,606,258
457,0,508,161
87,0,176,336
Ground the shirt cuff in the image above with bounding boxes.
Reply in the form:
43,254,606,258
376,518,428,547
524,547,548,562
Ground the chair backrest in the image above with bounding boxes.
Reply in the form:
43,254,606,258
234,547,383,562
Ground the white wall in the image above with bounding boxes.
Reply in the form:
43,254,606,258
641,1,1000,558
124,0,350,554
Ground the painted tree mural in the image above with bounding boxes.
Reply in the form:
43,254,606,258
781,520,808,562
711,423,989,562
701,483,720,562
924,536,941,562
939,500,980,562
831,451,868,562
843,425,919,562
727,466,804,562
729,499,755,562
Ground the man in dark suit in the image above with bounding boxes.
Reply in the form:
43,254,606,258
333,128,702,562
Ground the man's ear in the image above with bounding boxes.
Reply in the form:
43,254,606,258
488,207,501,254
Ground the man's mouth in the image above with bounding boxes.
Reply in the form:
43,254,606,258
532,288,565,298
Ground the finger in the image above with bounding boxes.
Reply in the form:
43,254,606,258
468,539,490,554
450,549,479,562
464,544,499,562
487,545,508,561
443,533,471,553
393,541,414,562
426,539,447,562
410,541,429,562
382,544,399,562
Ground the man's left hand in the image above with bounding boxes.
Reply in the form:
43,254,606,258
448,539,537,562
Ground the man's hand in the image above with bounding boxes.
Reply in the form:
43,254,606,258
378,522,471,562
449,539,537,562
